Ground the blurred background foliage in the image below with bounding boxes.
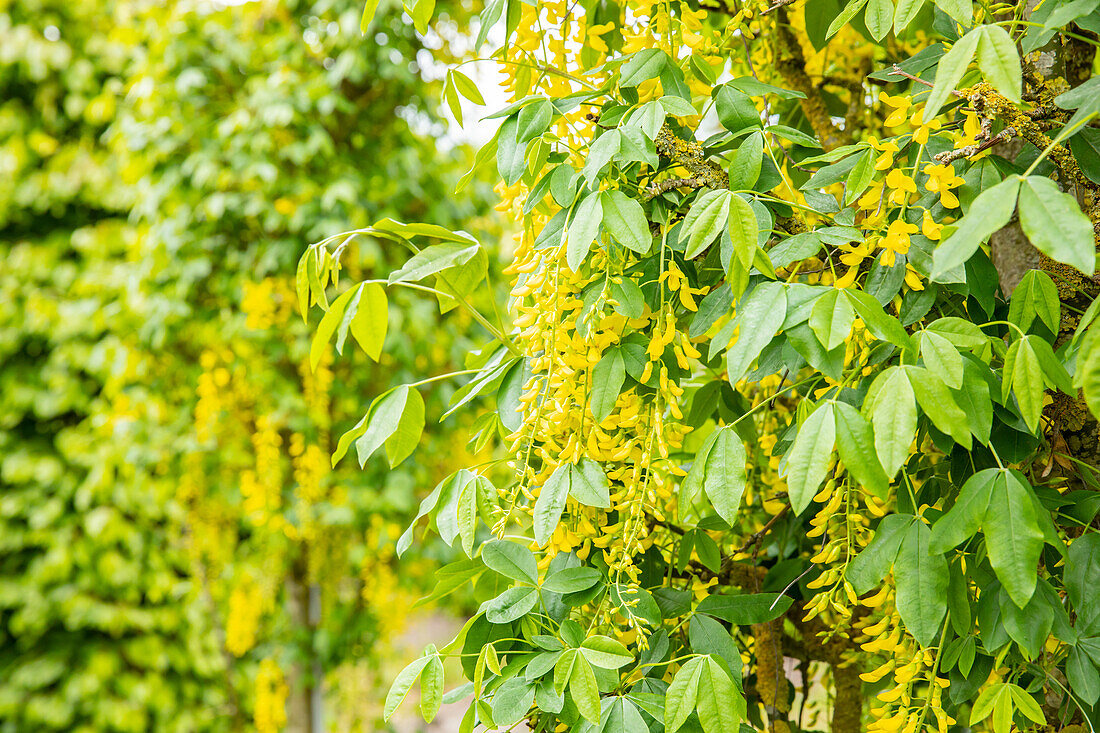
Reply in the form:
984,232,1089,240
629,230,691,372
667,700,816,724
0,0,498,730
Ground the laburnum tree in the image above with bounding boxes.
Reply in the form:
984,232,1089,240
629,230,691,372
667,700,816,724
296,0,1100,730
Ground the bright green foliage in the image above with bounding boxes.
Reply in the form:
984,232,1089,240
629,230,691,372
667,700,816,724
2,0,496,729
0,3,226,730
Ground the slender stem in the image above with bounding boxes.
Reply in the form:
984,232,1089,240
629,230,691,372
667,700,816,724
996,19,1100,47
980,319,1027,339
914,609,952,731
408,368,482,389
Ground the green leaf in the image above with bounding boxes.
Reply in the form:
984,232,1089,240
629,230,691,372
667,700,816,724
894,520,949,646
601,697,649,732
847,514,912,594
360,0,382,32
985,471,1044,607
767,124,820,148
926,27,981,120
601,190,651,254
919,330,963,389
929,468,999,553
534,463,571,547
570,459,612,509
952,358,994,445
553,648,577,696
826,0,870,39
664,656,704,732
695,593,793,624
696,657,745,733
934,0,973,25
389,243,481,284
1065,534,1100,625
452,68,485,105
419,654,445,722
702,426,747,525
728,131,763,190
408,0,435,33
1068,646,1100,705
716,85,763,132
727,193,759,271
569,654,601,722
726,282,786,383
310,286,358,371
485,586,538,623
904,366,972,449
868,367,917,479
579,635,633,669
927,316,988,349
1007,684,1046,725
969,684,1005,727
1076,324,1100,420
567,191,602,271
681,190,731,259
834,401,891,500
355,386,408,466
688,615,741,679
1005,337,1045,433
384,387,424,467
492,678,535,725
783,402,836,514
844,149,875,206
371,218,480,244
482,540,539,584
542,567,602,593
893,0,927,31
1029,336,1073,394
977,25,1022,103
384,655,433,720
865,0,893,41
584,129,621,184
496,116,526,186
1008,269,1060,333
619,48,667,87
516,98,553,143
810,288,855,351
590,348,625,422
457,478,478,557
1017,176,1096,275
348,283,388,361
660,95,698,117
843,289,913,350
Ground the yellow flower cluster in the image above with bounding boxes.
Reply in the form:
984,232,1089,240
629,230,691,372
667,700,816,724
254,658,288,733
242,277,295,332
360,518,412,640
226,575,263,657
244,414,284,522
859,597,955,733
804,478,877,626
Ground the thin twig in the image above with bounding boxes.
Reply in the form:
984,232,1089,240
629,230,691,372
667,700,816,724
737,505,791,554
934,126,1016,164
